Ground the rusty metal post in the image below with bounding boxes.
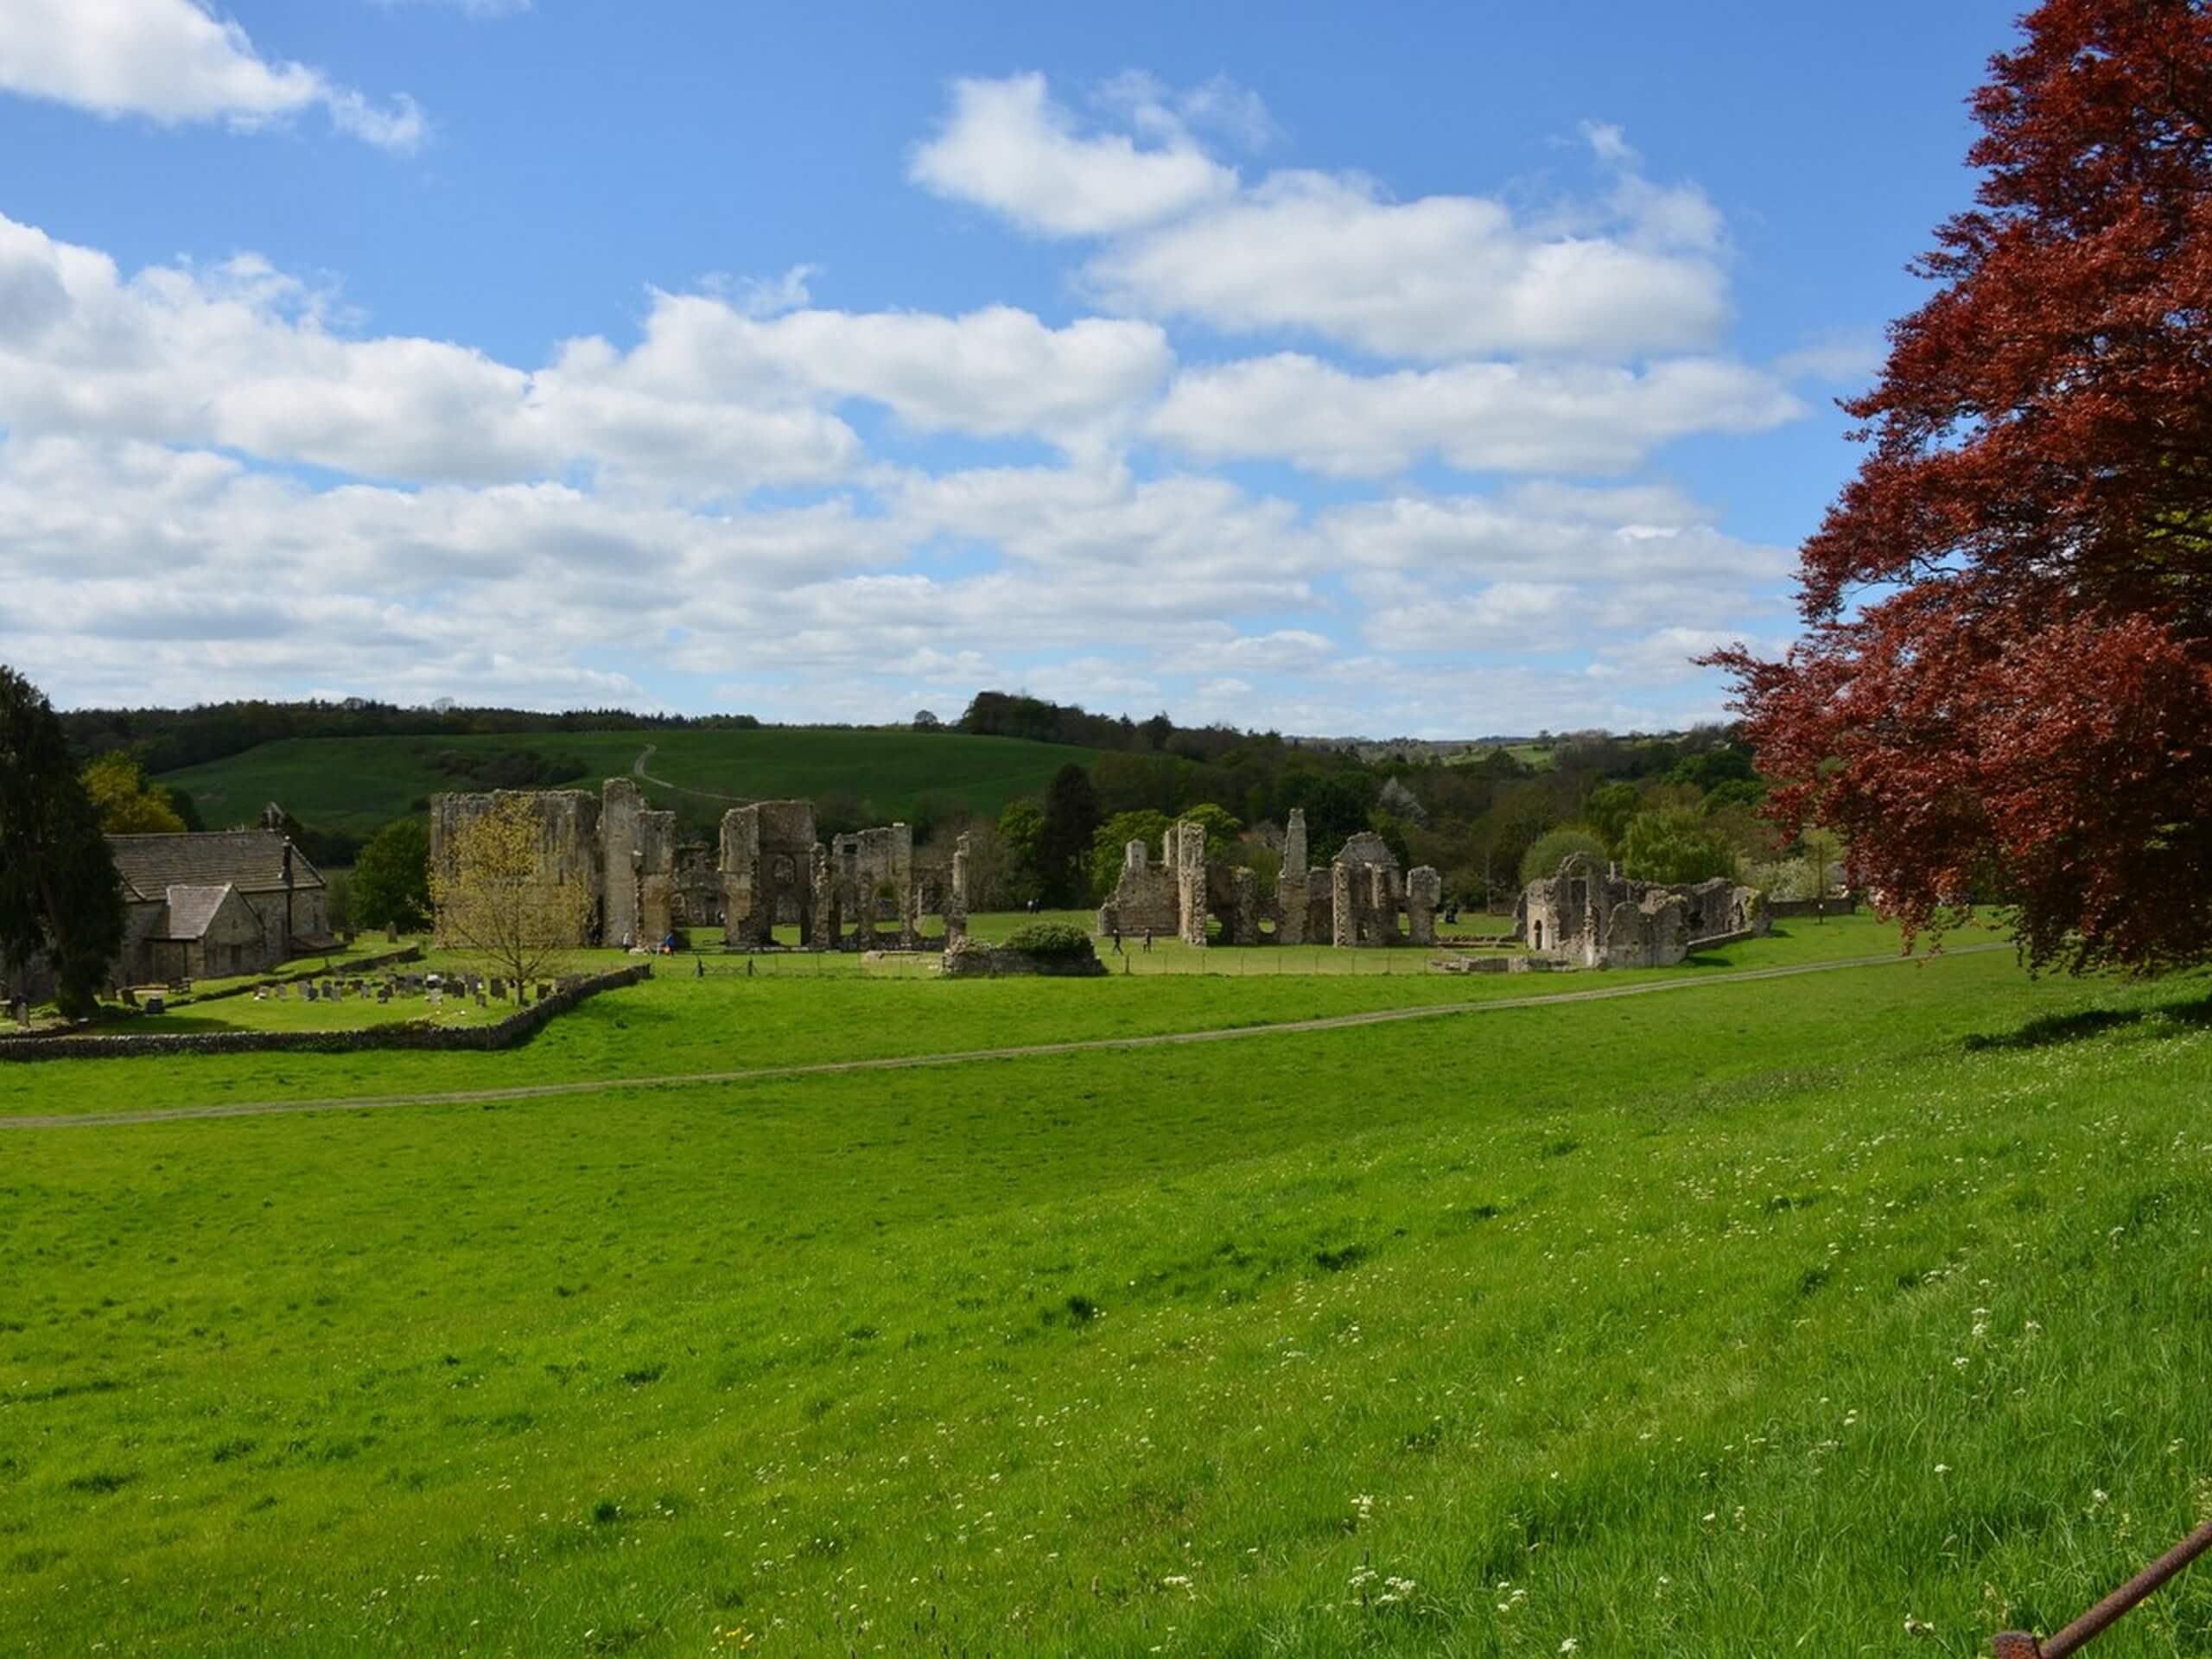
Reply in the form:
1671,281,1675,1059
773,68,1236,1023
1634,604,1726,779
1995,1516,2212,1658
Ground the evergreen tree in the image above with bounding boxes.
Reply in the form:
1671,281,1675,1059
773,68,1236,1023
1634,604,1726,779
1038,764,1103,906
0,665,124,1016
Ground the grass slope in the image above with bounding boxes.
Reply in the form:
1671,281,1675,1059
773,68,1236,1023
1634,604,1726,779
5,935,2211,1654
3,918,1961,1117
155,728,1096,837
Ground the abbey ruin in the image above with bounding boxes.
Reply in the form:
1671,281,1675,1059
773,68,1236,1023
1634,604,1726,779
429,780,969,950
1516,852,1770,969
1096,807,1441,947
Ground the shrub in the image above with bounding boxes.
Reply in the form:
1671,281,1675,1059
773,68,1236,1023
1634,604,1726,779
1002,922,1097,961
1518,825,1609,887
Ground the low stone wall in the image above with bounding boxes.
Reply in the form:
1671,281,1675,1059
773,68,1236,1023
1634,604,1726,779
941,943,1107,979
1434,954,1564,975
1686,928,1763,951
0,964,652,1063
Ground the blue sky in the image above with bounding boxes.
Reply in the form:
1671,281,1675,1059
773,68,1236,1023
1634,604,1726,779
0,0,2017,734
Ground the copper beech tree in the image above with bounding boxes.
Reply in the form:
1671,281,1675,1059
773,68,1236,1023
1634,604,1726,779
1712,0,2212,974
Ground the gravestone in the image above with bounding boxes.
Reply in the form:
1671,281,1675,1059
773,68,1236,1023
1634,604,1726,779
489,977,505,1001
144,994,165,1015
303,984,319,1002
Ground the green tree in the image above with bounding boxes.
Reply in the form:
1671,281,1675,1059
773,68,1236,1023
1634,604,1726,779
1581,782,1642,850
1089,809,1173,902
1620,808,1734,885
996,798,1046,906
1292,772,1379,864
353,817,432,932
1039,764,1103,906
429,797,595,991
1177,802,1243,847
1519,824,1610,887
1,666,124,1016
82,751,186,835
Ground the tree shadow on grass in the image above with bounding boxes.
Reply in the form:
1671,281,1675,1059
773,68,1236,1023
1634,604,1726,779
1964,994,2212,1052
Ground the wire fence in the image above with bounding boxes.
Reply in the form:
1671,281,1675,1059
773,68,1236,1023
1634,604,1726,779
667,942,1478,981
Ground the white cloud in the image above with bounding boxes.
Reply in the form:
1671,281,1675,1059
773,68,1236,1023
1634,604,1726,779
1090,167,1729,360
0,0,427,150
908,77,1731,361
592,292,1173,448
0,149,1792,737
0,214,1171,491
1320,491,1793,586
1775,328,1885,385
1151,353,1802,476
909,72,1238,237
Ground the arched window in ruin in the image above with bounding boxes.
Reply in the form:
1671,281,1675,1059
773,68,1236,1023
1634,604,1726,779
1532,918,1544,949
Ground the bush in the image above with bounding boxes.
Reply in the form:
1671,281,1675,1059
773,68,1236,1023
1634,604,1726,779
1519,825,1609,887
1620,808,1734,885
1001,922,1097,961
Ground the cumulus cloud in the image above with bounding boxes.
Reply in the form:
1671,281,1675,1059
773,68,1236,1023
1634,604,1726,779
912,74,1732,360
0,0,427,150
0,111,1795,738
1091,167,1729,360
909,72,1238,237
0,214,1170,491
1150,353,1802,476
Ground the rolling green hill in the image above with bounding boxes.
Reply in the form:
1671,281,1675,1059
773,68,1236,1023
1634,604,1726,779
154,728,1096,840
6,926,2211,1652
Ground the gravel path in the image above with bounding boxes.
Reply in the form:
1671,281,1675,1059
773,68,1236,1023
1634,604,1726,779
1,943,2009,1133
631,741,752,804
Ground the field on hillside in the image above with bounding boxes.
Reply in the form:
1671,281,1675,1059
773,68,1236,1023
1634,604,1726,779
154,728,1096,838
6,926,2212,1656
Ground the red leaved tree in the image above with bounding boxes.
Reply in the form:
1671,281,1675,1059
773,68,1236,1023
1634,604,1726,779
1711,0,2212,974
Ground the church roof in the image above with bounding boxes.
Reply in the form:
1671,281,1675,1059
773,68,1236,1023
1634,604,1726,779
110,830,325,899
160,884,238,941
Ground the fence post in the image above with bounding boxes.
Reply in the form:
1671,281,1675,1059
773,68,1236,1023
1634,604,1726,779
1994,1514,2212,1658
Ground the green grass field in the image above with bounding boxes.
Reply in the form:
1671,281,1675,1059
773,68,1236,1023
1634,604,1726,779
5,921,2211,1656
154,728,1096,838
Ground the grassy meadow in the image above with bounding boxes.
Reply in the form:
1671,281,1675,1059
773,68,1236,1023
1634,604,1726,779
153,728,1097,838
5,920,2212,1655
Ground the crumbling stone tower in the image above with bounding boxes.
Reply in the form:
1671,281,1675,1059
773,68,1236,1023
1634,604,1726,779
1275,808,1319,945
600,778,677,947
720,800,817,948
1172,820,1210,947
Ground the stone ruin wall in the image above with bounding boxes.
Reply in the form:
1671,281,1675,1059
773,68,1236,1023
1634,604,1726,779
830,823,914,943
429,787,603,947
1517,853,1770,970
720,799,817,947
1097,837,1180,937
1095,805,1438,949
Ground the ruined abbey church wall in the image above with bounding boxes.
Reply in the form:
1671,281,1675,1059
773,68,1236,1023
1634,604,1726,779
429,788,602,946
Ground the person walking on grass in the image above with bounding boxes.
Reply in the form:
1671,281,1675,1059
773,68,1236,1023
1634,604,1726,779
1142,927,1153,953
1109,924,1122,954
